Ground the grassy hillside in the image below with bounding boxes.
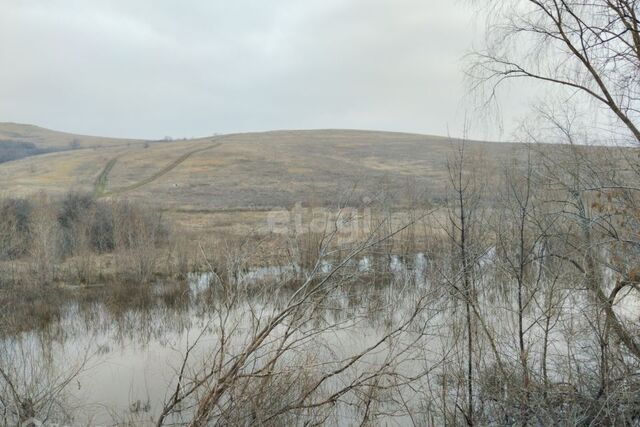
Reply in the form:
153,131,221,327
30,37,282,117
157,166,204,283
0,124,531,234
0,122,146,149
0,128,519,204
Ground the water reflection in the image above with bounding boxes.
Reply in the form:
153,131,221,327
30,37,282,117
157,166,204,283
1,254,433,426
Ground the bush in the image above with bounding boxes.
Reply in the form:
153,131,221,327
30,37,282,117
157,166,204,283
0,198,33,260
90,202,115,253
0,192,173,284
55,193,166,257
112,201,168,250
57,192,95,256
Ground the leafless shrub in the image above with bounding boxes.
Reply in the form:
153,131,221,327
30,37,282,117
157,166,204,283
28,194,61,286
0,192,176,285
0,198,32,261
0,339,89,426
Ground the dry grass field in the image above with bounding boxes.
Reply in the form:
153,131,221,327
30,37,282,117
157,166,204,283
0,123,526,235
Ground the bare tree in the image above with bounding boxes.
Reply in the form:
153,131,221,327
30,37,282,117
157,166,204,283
440,141,489,426
28,194,60,286
470,0,640,144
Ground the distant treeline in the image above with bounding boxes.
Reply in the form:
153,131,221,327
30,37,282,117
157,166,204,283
0,140,64,163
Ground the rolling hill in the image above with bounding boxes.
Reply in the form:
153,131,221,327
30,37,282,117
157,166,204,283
0,123,528,233
0,122,146,149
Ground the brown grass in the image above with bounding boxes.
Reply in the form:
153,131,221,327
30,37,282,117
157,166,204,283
0,126,565,240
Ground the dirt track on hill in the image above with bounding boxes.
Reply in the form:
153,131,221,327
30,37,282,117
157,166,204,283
93,156,119,197
97,141,223,197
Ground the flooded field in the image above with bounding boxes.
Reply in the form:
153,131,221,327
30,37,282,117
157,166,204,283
2,255,450,426
3,244,638,426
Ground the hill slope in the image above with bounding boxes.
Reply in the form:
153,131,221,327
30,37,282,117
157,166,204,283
0,127,518,210
0,122,146,149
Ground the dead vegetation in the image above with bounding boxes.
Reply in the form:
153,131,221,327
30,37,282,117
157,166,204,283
0,191,187,288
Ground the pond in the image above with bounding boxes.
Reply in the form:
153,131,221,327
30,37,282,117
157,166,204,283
2,254,449,426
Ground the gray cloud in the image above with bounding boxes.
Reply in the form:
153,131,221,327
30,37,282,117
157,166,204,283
0,0,530,140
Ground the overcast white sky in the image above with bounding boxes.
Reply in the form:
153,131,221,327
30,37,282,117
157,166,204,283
0,0,532,140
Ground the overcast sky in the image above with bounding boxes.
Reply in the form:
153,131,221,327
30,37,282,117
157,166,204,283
0,0,532,140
